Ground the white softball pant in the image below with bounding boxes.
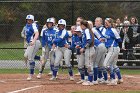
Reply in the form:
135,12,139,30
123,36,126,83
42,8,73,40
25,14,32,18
41,46,55,65
94,43,107,68
54,47,72,67
103,46,120,68
24,40,41,62
77,47,95,72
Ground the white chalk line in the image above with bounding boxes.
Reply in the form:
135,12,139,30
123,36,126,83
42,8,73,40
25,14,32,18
0,80,6,83
7,85,42,93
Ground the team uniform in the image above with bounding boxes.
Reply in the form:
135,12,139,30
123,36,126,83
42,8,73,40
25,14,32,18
37,18,57,79
21,23,40,63
93,27,108,84
103,27,122,85
50,19,74,81
24,14,41,80
93,37,108,84
69,27,86,83
80,28,95,86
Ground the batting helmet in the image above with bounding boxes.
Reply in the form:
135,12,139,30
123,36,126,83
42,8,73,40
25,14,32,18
58,19,66,26
26,14,34,21
46,18,55,23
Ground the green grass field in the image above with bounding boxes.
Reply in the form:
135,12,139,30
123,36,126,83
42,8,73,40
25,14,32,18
0,68,139,75
0,42,24,60
0,42,23,48
0,42,42,60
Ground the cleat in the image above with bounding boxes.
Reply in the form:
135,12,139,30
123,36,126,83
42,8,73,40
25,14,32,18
117,79,123,84
107,79,117,86
97,78,104,83
99,80,109,84
27,75,32,81
76,80,85,84
37,73,42,79
69,76,74,81
92,81,99,85
49,76,56,81
82,81,94,86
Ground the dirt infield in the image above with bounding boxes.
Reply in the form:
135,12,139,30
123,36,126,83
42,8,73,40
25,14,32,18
0,74,139,93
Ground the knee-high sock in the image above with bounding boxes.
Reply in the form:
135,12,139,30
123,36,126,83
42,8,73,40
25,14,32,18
30,61,35,75
93,67,98,81
114,67,122,80
50,64,54,72
102,67,108,81
84,67,88,76
88,72,93,82
53,66,59,77
110,66,115,79
98,67,103,79
78,68,85,80
68,67,73,76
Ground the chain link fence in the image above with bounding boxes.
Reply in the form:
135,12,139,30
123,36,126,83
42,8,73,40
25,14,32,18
0,0,140,69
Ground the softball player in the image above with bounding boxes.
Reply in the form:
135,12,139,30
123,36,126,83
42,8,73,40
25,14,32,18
93,17,108,84
69,26,86,83
49,19,74,81
21,22,41,65
93,37,108,84
74,17,84,76
103,18,122,85
37,18,57,79
24,14,41,80
79,20,95,86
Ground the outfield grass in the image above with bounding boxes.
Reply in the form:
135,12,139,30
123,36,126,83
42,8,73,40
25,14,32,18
0,41,42,60
120,69,140,75
0,42,23,48
0,68,139,75
0,42,24,60
0,49,42,60
71,91,140,93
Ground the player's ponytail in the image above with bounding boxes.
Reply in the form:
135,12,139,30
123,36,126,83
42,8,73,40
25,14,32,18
87,21,94,47
81,20,94,46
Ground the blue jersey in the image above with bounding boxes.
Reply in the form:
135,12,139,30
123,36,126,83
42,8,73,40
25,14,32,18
94,37,102,47
42,27,56,48
53,29,69,47
82,28,93,48
70,34,82,55
70,34,82,49
103,27,122,48
93,26,106,39
25,23,39,43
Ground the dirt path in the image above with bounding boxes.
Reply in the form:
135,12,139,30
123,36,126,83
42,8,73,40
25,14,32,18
0,74,139,93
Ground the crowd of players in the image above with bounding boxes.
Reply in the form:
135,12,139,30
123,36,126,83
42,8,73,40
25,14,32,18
21,15,139,86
